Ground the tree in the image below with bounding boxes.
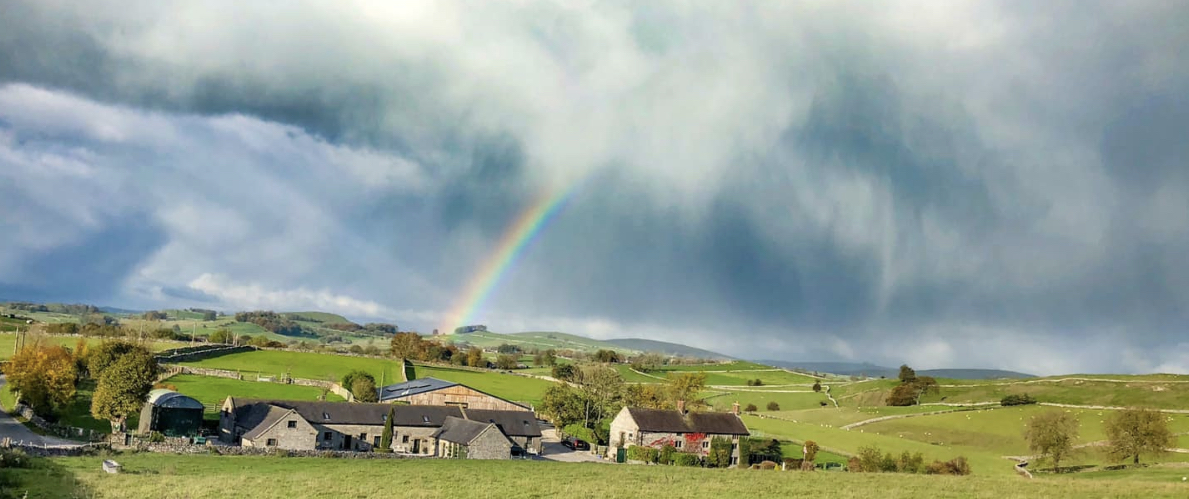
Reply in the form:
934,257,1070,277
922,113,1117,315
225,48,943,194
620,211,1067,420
379,406,395,451
540,384,584,429
707,437,733,468
574,365,624,430
390,332,427,360
351,376,379,403
594,349,620,363
86,341,147,379
812,380,822,393
665,372,707,409
1024,410,1079,472
551,364,576,381
766,401,780,411
623,383,668,409
630,353,664,372
898,364,917,384
1104,408,1174,465
496,344,521,355
3,343,78,416
802,440,820,471
465,347,485,368
208,328,233,345
495,354,519,370
91,348,157,432
533,349,557,367
744,403,757,412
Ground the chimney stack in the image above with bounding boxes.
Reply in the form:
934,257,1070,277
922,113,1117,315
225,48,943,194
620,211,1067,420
731,402,740,415
677,400,686,414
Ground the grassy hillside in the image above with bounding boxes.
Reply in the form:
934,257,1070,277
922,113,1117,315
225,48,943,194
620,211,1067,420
603,338,732,360
0,334,179,359
175,350,407,386
164,374,345,420
410,364,554,408
921,378,1189,408
444,330,639,355
20,454,1189,498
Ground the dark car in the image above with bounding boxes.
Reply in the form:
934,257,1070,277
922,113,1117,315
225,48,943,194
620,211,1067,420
565,438,589,451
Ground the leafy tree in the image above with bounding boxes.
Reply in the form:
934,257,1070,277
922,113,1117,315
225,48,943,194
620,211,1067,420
766,401,780,411
495,354,519,370
201,311,217,321
574,365,624,430
208,329,233,345
380,406,395,451
465,347,485,368
623,383,668,409
812,380,822,393
1001,394,1038,406
496,344,521,354
3,343,78,416
389,332,426,360
802,440,820,463
551,364,576,381
341,370,374,392
593,349,620,363
665,372,707,409
744,403,757,412
1025,410,1079,472
351,376,379,403
1104,408,1174,465
707,437,733,467
629,353,664,372
86,341,148,379
898,364,917,384
91,348,157,432
532,349,557,367
540,384,584,428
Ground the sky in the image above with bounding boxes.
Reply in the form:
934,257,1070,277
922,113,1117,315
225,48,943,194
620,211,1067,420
1,1,1188,375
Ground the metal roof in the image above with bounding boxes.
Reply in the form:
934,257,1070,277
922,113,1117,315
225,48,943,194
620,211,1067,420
146,389,205,410
376,377,458,402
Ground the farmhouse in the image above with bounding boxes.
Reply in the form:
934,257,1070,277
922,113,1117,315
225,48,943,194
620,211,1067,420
377,377,530,411
607,402,749,465
137,389,204,437
432,416,513,459
219,398,541,456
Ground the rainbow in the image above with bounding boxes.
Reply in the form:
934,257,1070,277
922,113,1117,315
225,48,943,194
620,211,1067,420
440,183,578,333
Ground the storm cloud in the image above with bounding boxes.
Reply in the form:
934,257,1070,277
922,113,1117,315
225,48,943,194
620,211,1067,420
1,1,1187,374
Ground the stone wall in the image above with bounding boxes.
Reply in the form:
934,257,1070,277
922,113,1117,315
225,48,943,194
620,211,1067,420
114,441,434,459
13,404,106,442
465,425,513,460
155,345,256,363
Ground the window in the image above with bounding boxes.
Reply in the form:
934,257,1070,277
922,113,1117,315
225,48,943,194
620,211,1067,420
445,401,468,408
675,440,683,449
525,437,532,446
287,421,297,429
359,433,367,442
323,432,333,441
266,438,277,447
702,441,710,449
402,435,409,443
373,436,380,446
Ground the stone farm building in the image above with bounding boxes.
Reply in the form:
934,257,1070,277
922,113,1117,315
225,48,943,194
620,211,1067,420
432,416,514,459
377,377,530,411
138,389,204,437
607,403,750,465
219,398,541,457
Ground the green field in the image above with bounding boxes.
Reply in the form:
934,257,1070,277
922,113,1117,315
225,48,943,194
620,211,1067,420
704,390,831,412
0,334,180,359
163,374,345,420
921,379,1189,408
410,364,555,408
176,350,407,386
12,454,1189,498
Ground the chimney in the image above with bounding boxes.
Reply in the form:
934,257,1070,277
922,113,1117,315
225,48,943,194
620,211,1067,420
677,400,686,414
731,402,740,415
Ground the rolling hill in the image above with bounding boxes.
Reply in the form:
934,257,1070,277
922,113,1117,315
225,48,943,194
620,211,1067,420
604,338,732,360
761,361,1034,379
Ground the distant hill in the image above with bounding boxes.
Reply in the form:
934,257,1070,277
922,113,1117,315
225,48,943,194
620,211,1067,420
605,338,733,360
758,361,1034,380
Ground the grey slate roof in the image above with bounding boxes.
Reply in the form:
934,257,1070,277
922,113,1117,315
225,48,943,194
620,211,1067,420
464,409,542,438
377,377,458,402
241,406,295,441
431,416,496,445
626,407,749,436
229,398,463,427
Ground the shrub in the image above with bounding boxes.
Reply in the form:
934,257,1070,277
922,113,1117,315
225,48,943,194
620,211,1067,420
846,456,862,472
744,403,758,412
926,456,972,475
766,401,780,411
879,452,899,472
855,446,883,472
673,453,701,467
659,444,677,465
783,458,803,470
706,437,733,468
757,460,778,470
1001,394,1038,406
149,431,165,443
626,446,659,463
897,451,924,473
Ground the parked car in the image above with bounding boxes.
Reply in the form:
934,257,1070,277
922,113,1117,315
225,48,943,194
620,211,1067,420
562,438,589,451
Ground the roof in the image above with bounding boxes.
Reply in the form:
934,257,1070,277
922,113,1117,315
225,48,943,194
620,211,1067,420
432,416,498,445
625,407,749,436
241,406,295,441
464,409,542,438
146,389,205,410
377,377,458,402
228,398,464,427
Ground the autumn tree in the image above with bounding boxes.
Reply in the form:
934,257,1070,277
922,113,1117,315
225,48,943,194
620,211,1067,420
666,372,707,409
1025,410,1079,472
389,332,426,360
91,348,157,432
1104,408,1174,465
465,347,485,368
802,440,820,470
3,344,78,416
624,383,668,409
495,354,519,370
351,376,379,403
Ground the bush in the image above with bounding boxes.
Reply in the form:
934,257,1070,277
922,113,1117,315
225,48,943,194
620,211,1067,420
658,444,677,465
756,460,778,470
744,403,758,412
149,431,165,443
626,446,660,463
897,451,924,473
672,453,701,467
925,456,972,475
1000,394,1037,406
766,401,780,411
855,446,883,472
783,457,803,470
847,456,862,472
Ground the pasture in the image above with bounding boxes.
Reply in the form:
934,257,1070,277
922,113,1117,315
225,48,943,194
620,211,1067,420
176,350,407,386
410,364,554,408
162,374,345,420
0,334,181,359
15,454,1189,498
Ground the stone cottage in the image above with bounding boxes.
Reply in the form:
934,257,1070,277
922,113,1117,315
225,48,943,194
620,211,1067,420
606,402,750,465
219,397,541,456
432,416,514,460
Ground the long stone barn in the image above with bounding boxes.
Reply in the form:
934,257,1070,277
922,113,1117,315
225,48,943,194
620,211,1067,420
219,397,542,457
377,377,531,411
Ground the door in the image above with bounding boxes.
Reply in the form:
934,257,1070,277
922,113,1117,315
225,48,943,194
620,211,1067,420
616,447,626,463
412,438,421,454
343,435,353,450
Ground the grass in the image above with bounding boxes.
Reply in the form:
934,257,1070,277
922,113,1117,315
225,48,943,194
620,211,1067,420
162,374,344,420
704,389,831,412
176,350,407,386
0,334,180,359
921,379,1189,408
12,453,1189,498
56,380,116,434
411,364,556,408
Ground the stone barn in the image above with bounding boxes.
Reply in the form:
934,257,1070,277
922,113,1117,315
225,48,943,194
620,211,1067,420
138,389,205,437
377,377,531,411
432,416,514,459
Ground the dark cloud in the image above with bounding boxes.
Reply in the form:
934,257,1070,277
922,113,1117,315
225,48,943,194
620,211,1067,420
0,2,1188,373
